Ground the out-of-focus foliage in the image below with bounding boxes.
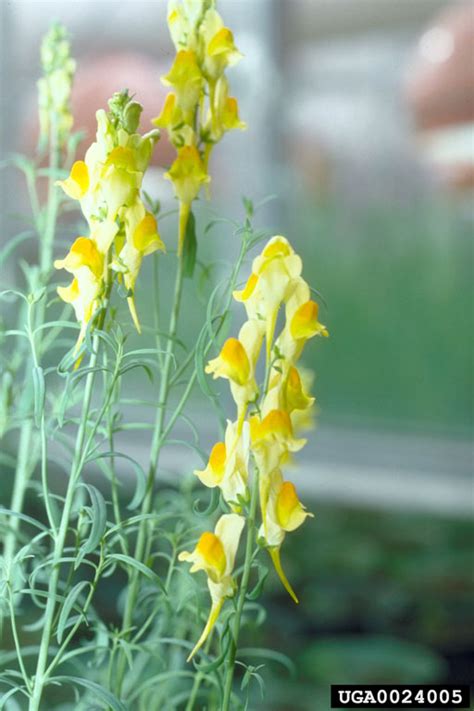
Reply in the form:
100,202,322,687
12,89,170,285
291,200,472,433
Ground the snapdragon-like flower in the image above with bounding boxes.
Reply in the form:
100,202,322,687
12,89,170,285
153,0,244,258
205,320,261,426
55,91,163,347
233,236,303,361
258,469,313,603
179,513,245,659
194,420,249,510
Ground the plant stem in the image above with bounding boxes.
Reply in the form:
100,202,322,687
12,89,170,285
115,245,185,695
221,466,259,711
114,223,252,697
4,118,60,570
28,339,100,711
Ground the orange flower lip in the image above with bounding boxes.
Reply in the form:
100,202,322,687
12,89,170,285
196,532,227,577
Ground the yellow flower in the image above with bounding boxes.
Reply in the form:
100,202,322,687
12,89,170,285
55,237,105,350
167,0,194,51
194,420,249,509
290,300,328,341
249,408,306,476
164,145,209,206
56,160,89,200
112,202,165,331
200,10,242,80
275,278,328,363
206,337,250,385
162,50,204,114
54,236,104,278
258,469,313,603
164,145,210,255
233,236,303,361
206,76,246,142
205,320,261,425
290,366,317,433
266,365,315,414
179,513,245,660
152,92,194,148
100,146,141,220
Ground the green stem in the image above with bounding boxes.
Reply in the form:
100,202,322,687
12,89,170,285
28,339,100,711
114,246,185,695
45,546,105,677
222,467,259,711
4,115,60,569
185,634,213,711
114,222,252,698
8,584,31,692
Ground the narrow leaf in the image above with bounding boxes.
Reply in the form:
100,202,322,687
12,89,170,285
183,209,197,278
106,554,167,595
56,581,90,644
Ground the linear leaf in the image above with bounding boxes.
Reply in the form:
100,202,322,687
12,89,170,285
76,484,107,568
106,554,167,595
56,581,90,644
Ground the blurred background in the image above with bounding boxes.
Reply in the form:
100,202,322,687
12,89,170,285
1,0,473,708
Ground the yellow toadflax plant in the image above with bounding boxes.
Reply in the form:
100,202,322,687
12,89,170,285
0,3,328,710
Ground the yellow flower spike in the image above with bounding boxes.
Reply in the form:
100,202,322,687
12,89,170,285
162,50,204,113
194,420,249,509
179,513,245,660
290,300,328,341
56,160,89,200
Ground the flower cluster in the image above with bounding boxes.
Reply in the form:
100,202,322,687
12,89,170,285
55,91,164,348
180,235,327,657
154,0,246,254
37,23,76,149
